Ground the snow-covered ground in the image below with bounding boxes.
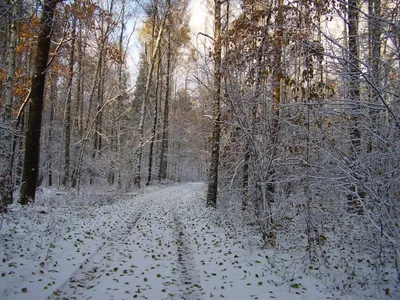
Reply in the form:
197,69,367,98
0,183,397,299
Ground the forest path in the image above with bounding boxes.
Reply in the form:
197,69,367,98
48,183,205,300
2,183,331,300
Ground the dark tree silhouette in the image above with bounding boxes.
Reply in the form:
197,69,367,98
19,0,60,204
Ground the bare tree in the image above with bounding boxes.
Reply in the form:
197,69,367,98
63,16,76,186
0,0,17,206
347,0,361,153
19,0,60,204
206,0,223,208
158,0,172,181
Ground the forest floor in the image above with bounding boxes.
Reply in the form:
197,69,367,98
0,183,397,299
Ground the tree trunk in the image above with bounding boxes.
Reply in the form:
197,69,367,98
75,21,84,139
158,18,171,181
14,116,24,187
0,0,17,206
93,35,105,161
115,0,126,187
63,17,76,186
146,2,160,186
272,0,283,119
19,0,59,204
46,72,57,187
206,0,223,208
266,0,284,207
147,49,161,186
368,0,381,152
348,0,361,153
242,149,250,209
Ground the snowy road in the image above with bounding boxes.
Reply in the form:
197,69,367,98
48,184,207,300
2,183,339,299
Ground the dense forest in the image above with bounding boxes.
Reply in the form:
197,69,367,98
0,0,399,296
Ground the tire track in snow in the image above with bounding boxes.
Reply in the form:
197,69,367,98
48,198,149,299
48,184,205,300
172,200,203,299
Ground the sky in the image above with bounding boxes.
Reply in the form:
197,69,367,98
126,0,210,85
189,0,208,34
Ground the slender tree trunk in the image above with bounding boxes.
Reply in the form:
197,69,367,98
368,0,381,151
267,0,284,206
348,0,361,153
115,0,126,187
97,0,114,162
206,0,223,208
158,17,171,181
93,35,105,161
0,0,17,206
117,122,122,187
272,0,283,133
71,21,84,188
63,17,76,186
242,149,250,208
94,53,105,159
147,49,161,185
155,56,164,174
15,116,24,186
4,0,16,140
368,0,381,98
75,21,84,139
19,0,59,204
46,72,57,187
146,2,160,186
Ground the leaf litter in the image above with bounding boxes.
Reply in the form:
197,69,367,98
0,183,397,299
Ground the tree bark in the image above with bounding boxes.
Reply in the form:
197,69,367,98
147,48,161,185
45,72,57,187
266,0,284,207
206,0,223,208
75,20,84,139
19,0,59,204
368,0,381,151
63,17,76,186
0,0,17,206
146,2,160,186
348,0,361,153
158,14,171,181
115,0,126,187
